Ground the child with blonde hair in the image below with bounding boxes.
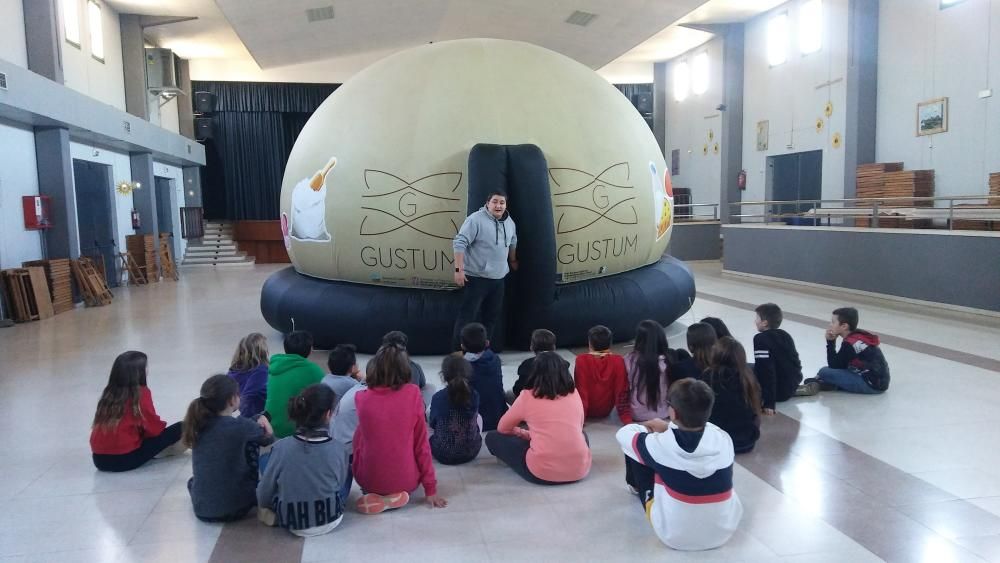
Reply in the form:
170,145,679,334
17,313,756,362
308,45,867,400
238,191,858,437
228,333,270,418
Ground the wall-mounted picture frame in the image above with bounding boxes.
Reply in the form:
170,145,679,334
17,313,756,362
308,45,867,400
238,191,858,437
756,120,769,151
917,97,948,136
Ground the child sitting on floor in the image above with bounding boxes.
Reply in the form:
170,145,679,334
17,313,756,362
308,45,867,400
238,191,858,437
672,322,718,381
752,303,803,414
90,351,184,472
185,374,274,522
265,331,325,438
616,378,743,551
486,352,592,484
798,307,891,395
701,337,762,453
429,355,483,465
352,344,446,513
508,329,557,404
381,331,427,389
257,384,350,536
573,325,628,419
227,333,270,418
462,323,508,431
321,344,361,411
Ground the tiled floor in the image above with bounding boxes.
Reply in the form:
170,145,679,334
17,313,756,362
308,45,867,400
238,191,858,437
2,261,1000,562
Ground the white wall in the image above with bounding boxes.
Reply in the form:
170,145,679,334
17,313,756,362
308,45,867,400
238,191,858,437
876,0,1000,200
0,121,42,268
60,0,126,111
0,0,28,67
152,161,186,258
664,37,726,215
68,142,132,255
741,0,850,204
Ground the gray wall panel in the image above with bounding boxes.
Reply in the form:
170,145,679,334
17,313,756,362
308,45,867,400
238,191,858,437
723,226,1000,311
668,222,722,261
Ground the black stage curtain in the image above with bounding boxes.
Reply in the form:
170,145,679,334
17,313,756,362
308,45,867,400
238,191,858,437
193,81,339,220
614,83,652,102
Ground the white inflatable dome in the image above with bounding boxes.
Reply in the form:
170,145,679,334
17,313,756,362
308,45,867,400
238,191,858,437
279,38,673,288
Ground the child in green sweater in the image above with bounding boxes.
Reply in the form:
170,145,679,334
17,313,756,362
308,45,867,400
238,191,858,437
265,331,325,438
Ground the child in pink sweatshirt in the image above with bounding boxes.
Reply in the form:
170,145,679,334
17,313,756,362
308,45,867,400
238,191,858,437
485,351,592,484
352,344,447,514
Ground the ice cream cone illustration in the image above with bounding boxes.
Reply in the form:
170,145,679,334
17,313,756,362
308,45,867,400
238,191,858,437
290,157,336,242
650,162,672,240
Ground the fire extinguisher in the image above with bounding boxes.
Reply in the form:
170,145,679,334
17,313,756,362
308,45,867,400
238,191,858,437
131,209,141,230
737,169,747,191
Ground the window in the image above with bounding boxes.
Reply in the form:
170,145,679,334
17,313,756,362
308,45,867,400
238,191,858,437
63,0,80,46
767,12,789,67
692,52,710,95
799,0,822,54
88,0,104,62
673,61,690,102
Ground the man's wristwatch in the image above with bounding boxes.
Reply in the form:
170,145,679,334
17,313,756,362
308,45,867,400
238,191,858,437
455,267,461,272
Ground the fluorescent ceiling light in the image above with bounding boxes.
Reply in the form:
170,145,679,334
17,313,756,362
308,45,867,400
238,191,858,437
940,0,968,7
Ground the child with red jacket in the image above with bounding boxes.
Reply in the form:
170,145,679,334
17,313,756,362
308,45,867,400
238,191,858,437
574,325,628,419
90,351,184,472
352,344,447,514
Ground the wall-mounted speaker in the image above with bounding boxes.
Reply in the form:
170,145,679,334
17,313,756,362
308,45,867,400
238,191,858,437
195,117,213,140
193,91,216,114
633,93,653,114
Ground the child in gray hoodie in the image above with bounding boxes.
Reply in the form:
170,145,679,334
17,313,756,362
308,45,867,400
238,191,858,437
257,384,351,537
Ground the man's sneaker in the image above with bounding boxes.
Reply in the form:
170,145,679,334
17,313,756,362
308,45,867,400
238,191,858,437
795,381,821,396
356,491,410,515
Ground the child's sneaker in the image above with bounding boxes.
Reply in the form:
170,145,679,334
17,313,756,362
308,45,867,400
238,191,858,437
356,491,410,515
795,380,821,396
257,507,277,526
626,484,639,495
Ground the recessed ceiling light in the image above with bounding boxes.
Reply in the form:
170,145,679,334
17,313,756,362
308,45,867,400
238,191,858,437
566,11,598,27
306,6,334,23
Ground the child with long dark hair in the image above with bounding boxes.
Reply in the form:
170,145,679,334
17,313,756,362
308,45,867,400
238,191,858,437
257,384,351,536
701,337,763,453
618,320,688,424
184,374,274,521
353,344,446,514
90,351,184,472
429,355,482,465
227,333,270,418
486,352,591,484
672,323,719,380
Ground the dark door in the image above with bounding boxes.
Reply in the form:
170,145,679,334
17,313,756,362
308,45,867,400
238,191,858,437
768,150,823,218
72,159,117,287
155,177,174,235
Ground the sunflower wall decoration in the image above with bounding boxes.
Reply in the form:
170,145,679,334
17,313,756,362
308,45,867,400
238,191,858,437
116,180,141,196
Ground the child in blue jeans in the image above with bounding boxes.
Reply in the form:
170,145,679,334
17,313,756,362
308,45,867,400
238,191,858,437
798,307,890,395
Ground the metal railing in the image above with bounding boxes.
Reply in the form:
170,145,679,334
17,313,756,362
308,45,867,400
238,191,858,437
675,202,721,222
728,195,1000,230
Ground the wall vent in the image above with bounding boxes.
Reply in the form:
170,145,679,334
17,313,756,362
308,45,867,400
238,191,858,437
566,11,597,26
306,6,335,23
0,72,7,90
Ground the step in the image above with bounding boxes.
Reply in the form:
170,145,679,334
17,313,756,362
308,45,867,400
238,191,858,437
200,235,235,243
185,243,237,251
181,255,255,265
179,260,256,269
185,249,242,258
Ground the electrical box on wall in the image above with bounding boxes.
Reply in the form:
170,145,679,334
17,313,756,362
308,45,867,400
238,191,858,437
22,196,53,230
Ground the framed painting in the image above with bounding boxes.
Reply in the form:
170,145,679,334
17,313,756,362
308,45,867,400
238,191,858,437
917,97,948,136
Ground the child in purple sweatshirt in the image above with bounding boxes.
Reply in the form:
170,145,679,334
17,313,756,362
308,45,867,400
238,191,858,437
227,333,270,418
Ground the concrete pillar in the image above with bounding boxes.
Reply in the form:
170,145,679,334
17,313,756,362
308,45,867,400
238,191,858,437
176,58,195,139
34,127,77,258
720,24,745,224
120,14,149,120
844,0,879,199
653,62,667,156
21,0,63,83
129,152,160,269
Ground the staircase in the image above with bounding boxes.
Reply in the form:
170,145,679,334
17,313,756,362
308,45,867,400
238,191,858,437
180,221,256,268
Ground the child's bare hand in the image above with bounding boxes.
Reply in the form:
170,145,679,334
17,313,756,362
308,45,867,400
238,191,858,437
642,418,670,433
762,408,776,416
825,329,837,341
426,495,448,508
258,416,274,435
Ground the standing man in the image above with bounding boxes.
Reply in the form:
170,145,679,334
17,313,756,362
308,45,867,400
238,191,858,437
452,191,518,349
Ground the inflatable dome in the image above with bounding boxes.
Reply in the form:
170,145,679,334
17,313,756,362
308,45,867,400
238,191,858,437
262,38,696,353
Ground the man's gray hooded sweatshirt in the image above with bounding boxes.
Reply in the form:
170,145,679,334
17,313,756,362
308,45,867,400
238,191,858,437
453,206,517,280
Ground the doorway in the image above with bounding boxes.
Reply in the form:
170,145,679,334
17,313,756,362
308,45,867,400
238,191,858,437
155,176,177,257
72,159,118,287
766,150,823,219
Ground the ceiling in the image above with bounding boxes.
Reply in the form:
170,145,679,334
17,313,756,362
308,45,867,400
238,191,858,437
103,0,791,83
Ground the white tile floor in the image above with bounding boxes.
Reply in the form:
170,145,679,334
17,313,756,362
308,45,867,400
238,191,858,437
2,261,1000,562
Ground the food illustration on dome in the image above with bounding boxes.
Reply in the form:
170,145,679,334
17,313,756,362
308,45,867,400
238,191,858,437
288,157,337,243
